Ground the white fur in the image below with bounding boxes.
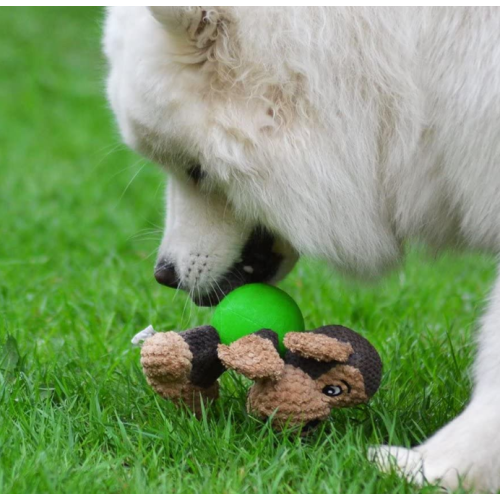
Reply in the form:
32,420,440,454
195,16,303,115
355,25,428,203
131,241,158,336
104,7,500,491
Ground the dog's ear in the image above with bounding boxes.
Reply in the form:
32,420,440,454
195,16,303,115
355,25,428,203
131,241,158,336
148,7,225,51
284,332,354,363
217,330,284,381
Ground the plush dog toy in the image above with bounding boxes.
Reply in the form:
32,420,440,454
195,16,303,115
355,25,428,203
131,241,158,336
134,285,382,430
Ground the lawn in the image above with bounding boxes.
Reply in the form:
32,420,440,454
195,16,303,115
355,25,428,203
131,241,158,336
0,7,496,494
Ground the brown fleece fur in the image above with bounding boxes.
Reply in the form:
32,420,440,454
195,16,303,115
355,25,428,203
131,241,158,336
284,332,354,362
217,334,284,380
141,331,193,381
177,381,220,416
247,365,369,428
247,365,332,428
139,325,381,430
146,378,219,416
316,364,368,407
141,331,219,414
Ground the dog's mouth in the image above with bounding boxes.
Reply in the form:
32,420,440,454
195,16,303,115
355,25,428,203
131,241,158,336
191,228,284,307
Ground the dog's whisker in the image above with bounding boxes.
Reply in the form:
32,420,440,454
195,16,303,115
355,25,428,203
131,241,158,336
172,279,183,302
104,157,144,184
131,238,163,244
154,180,166,203
144,247,159,262
222,268,246,289
131,228,163,237
115,160,148,206
143,219,165,232
179,279,192,328
88,142,129,174
207,283,216,306
94,141,123,157
213,280,225,302
209,282,220,307
227,267,246,283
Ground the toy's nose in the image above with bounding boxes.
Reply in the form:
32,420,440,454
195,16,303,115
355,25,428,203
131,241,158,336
263,417,322,433
301,419,321,434
154,260,180,288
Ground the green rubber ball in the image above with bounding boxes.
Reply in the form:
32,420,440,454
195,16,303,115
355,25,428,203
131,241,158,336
210,284,305,355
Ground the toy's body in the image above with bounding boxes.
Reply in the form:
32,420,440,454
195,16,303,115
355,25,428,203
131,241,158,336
140,326,224,415
137,284,382,430
140,324,382,429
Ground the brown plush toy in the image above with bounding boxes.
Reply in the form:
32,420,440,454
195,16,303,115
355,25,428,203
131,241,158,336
136,324,382,431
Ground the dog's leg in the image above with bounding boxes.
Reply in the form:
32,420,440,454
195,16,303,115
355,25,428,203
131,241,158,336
370,272,500,492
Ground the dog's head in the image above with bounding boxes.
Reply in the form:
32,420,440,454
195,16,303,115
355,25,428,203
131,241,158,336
104,7,405,304
103,7,300,305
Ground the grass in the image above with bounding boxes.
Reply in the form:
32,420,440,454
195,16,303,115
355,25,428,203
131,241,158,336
0,7,496,493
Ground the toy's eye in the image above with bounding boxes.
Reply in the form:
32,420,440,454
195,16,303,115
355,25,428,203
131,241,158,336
323,385,342,397
187,164,206,184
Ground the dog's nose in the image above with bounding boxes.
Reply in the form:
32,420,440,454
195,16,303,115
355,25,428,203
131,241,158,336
154,260,180,288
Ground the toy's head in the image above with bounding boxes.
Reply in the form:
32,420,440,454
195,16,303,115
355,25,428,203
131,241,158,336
219,325,382,430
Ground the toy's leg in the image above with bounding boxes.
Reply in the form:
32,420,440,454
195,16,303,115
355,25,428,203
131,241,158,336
370,273,500,492
141,325,225,415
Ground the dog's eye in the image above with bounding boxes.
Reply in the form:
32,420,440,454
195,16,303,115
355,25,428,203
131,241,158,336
323,385,342,397
186,164,206,184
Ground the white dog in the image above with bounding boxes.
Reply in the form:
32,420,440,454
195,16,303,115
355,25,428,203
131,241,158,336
103,7,500,491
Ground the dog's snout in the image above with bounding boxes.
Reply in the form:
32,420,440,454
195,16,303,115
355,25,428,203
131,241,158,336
154,260,180,288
